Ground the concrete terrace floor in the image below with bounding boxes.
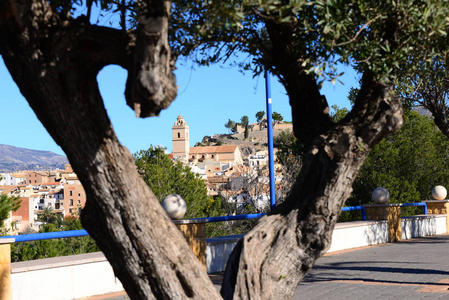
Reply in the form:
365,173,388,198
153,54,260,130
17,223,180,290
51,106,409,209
84,234,449,300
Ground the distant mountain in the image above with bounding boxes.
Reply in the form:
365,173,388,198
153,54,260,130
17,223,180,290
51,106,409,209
0,144,68,172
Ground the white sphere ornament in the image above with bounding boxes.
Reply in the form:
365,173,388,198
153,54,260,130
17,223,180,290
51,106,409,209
432,185,447,200
372,187,390,204
161,194,187,220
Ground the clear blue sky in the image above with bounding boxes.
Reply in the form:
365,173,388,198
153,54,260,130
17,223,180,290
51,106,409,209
0,56,357,156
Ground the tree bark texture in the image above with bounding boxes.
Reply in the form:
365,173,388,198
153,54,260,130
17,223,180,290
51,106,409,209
0,1,219,299
220,20,404,299
1,1,404,300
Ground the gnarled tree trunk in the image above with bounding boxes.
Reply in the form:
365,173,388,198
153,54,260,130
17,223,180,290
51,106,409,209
1,1,403,300
221,19,403,299
0,1,219,299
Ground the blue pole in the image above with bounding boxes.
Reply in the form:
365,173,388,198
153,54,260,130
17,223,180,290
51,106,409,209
265,71,276,210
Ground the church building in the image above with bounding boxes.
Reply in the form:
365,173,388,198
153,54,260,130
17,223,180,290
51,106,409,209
172,115,243,165
172,115,190,160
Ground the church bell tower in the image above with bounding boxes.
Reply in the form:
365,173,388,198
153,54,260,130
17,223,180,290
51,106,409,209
172,115,190,160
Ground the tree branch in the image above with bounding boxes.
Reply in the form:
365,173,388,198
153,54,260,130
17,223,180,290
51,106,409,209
222,70,402,299
1,1,218,298
263,20,333,148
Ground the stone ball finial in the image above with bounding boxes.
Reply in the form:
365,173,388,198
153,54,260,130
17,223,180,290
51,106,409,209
161,194,187,220
432,185,447,200
372,187,390,204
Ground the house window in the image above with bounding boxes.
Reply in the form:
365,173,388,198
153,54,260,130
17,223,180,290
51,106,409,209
69,209,72,213
69,191,73,196
178,132,180,138
77,200,81,204
70,199,73,206
78,193,81,197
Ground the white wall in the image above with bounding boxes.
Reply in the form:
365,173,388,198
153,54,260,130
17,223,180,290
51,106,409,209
327,220,390,252
10,214,448,299
11,253,123,300
401,215,447,239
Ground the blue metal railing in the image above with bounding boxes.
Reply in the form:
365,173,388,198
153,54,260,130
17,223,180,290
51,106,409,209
342,205,366,221
1,206,368,242
193,213,267,223
0,203,430,242
5,229,89,242
401,202,427,215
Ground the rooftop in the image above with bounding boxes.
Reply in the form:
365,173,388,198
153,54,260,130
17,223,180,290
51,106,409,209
189,145,238,154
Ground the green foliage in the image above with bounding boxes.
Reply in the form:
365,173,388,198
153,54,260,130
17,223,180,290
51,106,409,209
399,56,449,125
0,194,21,228
347,87,359,106
274,130,304,166
330,105,349,122
38,206,62,225
241,115,249,138
240,115,249,127
134,146,221,218
273,130,304,202
10,217,100,262
205,196,263,238
225,119,237,133
244,126,249,139
349,111,449,208
255,111,265,122
171,0,449,83
272,111,283,122
133,147,248,236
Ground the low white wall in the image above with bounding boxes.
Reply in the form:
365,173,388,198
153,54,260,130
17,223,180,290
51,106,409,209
327,220,389,252
401,214,447,239
10,214,448,299
11,252,123,300
207,234,243,274
328,214,447,253
208,214,448,271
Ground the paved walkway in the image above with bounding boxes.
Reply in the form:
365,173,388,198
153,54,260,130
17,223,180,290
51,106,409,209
294,234,449,299
86,234,449,300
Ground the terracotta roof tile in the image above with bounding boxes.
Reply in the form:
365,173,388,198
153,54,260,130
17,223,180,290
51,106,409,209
10,173,26,178
189,145,238,154
0,186,19,195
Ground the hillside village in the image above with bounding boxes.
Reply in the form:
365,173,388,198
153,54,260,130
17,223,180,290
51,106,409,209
0,115,294,235
0,164,85,234
170,115,293,210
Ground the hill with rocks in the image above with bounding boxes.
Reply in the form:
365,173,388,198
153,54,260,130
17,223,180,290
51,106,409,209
195,126,293,159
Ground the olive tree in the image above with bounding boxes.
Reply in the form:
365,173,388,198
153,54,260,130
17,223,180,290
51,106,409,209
402,56,449,138
1,0,218,299
1,0,449,299
172,1,449,298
